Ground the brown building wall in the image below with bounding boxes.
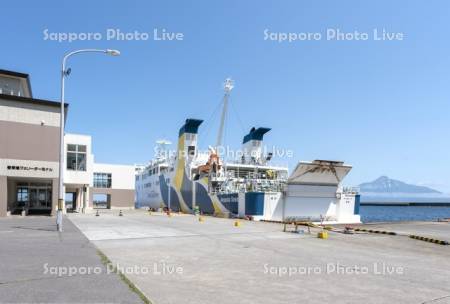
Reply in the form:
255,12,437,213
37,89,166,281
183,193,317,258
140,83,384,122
90,188,135,208
7,180,15,211
0,120,60,162
0,176,7,217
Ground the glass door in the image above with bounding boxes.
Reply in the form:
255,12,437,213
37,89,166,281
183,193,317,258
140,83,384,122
21,182,52,211
16,186,29,209
38,188,51,208
29,188,38,209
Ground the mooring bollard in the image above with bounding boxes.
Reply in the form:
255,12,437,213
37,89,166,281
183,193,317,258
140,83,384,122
95,210,99,217
318,231,328,239
119,210,123,216
234,221,241,227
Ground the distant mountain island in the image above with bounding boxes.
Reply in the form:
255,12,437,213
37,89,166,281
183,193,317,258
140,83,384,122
358,176,450,205
359,176,441,194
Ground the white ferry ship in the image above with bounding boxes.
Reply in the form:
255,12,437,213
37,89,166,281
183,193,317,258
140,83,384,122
136,79,361,223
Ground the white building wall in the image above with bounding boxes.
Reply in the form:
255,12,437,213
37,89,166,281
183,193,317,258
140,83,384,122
93,163,135,190
64,134,93,186
0,159,58,179
63,133,135,190
0,99,61,127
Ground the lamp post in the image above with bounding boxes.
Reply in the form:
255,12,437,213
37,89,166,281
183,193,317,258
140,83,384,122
56,49,120,232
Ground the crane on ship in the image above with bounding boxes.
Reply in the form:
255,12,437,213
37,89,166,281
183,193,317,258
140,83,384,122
195,78,234,193
216,78,234,149
198,78,234,175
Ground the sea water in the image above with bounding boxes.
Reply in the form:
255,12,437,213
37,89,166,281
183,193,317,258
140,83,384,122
360,206,450,223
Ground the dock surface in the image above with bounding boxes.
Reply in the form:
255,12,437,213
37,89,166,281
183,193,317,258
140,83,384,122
0,216,143,304
68,211,450,304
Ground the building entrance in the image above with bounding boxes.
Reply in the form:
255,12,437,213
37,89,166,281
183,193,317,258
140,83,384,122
16,182,52,214
65,192,77,212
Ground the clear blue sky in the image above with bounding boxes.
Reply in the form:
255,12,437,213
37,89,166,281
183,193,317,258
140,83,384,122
2,0,449,192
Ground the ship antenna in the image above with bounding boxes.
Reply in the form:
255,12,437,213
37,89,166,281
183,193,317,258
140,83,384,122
216,78,234,150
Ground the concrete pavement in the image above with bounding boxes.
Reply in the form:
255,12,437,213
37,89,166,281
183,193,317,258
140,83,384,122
355,221,450,241
0,216,144,304
69,211,450,304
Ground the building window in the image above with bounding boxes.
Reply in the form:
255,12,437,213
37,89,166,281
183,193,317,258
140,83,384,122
93,193,110,209
67,144,87,171
94,173,112,188
0,87,13,95
17,187,29,204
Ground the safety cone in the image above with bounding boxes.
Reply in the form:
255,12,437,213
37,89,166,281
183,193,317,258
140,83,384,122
199,216,204,222
234,221,241,227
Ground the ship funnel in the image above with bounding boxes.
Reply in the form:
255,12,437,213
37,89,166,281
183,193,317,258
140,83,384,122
178,118,203,161
241,127,271,165
179,119,203,137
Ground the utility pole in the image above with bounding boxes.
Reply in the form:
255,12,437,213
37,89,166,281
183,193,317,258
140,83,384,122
56,49,120,232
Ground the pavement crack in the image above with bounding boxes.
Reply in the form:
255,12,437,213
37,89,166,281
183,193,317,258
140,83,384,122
420,295,450,304
0,276,63,286
91,230,285,242
0,273,102,286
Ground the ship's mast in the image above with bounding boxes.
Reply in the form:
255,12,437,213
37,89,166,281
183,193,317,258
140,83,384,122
155,139,171,161
216,78,234,149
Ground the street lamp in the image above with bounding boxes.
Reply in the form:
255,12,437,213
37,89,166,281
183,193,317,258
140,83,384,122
56,49,120,232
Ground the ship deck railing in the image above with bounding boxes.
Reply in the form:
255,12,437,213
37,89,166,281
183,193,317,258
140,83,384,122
213,180,287,195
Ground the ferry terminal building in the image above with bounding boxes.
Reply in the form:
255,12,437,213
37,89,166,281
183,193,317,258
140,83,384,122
0,69,135,216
